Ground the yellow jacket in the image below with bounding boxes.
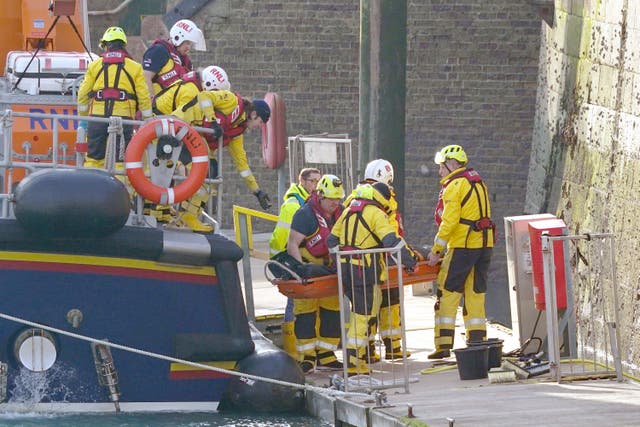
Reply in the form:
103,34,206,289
153,81,200,115
432,167,494,254
77,52,152,119
268,183,309,257
345,180,400,232
172,90,259,192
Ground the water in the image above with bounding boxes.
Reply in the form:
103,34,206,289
2,369,330,426
0,412,331,427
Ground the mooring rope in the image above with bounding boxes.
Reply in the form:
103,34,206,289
0,311,370,398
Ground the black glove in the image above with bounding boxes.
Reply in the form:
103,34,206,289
402,247,417,272
254,189,272,210
210,121,223,139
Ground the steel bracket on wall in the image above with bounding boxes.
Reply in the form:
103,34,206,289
527,0,555,28
163,0,211,28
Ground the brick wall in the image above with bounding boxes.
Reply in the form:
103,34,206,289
404,1,541,324
88,0,541,326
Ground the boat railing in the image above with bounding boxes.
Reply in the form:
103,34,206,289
0,109,224,226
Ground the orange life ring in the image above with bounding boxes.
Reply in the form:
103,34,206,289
261,92,287,169
125,117,209,204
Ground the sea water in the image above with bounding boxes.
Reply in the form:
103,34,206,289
0,412,331,426
0,368,330,427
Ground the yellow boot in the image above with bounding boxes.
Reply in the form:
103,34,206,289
346,349,370,376
179,212,213,233
178,189,213,233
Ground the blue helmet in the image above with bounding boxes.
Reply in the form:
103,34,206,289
252,99,271,123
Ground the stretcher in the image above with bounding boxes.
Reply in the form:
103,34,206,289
265,260,440,299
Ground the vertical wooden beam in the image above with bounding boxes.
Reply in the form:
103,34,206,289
359,0,407,210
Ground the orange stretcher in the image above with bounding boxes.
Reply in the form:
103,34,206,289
266,261,440,299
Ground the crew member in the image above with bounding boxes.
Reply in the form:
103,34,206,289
143,19,206,96
343,159,427,362
328,182,416,376
146,65,231,223
286,174,345,373
77,27,152,169
171,90,272,231
268,167,322,358
426,145,494,359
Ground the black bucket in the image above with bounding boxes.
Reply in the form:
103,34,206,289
453,346,489,380
467,338,504,368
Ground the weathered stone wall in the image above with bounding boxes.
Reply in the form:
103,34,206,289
526,0,639,377
87,1,542,326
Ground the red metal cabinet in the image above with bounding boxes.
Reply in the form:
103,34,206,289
528,219,568,310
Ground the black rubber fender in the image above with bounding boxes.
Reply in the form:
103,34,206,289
218,328,305,413
13,169,130,238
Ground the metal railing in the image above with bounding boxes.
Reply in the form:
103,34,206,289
232,204,278,321
288,134,354,195
1,109,224,226
334,241,411,393
541,232,623,382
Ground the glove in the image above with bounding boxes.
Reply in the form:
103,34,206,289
254,189,272,210
401,247,417,272
210,121,223,139
78,120,88,130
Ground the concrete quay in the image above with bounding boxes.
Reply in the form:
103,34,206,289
237,232,640,427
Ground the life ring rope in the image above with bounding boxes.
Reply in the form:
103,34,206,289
125,117,208,205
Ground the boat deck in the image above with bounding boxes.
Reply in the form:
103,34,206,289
242,231,640,427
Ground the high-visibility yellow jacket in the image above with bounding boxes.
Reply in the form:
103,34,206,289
153,81,199,115
432,166,493,254
78,51,152,119
268,183,310,257
344,180,400,232
172,90,259,192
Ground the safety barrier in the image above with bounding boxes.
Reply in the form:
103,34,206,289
541,232,623,382
232,204,278,321
288,134,354,195
0,109,222,226
333,241,412,394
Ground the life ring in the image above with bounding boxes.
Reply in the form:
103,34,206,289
125,117,209,204
261,92,287,169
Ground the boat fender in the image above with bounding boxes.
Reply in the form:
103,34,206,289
218,328,305,413
13,169,130,238
125,117,208,204
261,92,287,169
206,233,243,262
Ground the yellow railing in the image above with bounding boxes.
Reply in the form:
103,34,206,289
232,205,278,259
232,204,279,321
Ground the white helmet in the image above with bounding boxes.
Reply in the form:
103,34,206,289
170,19,206,51
201,65,230,91
364,159,394,186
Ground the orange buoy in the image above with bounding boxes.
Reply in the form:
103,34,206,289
261,92,287,169
125,117,208,204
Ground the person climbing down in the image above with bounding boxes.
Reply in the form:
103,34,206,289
171,90,272,232
144,65,231,224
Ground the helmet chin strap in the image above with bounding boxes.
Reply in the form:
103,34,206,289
444,160,454,174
